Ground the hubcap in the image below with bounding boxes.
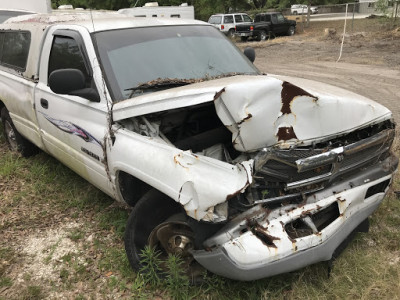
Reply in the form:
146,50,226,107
4,120,18,150
149,221,194,259
148,219,205,281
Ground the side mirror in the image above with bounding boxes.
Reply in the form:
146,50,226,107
244,47,256,63
49,69,100,102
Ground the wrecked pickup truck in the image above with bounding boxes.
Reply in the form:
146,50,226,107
0,11,397,282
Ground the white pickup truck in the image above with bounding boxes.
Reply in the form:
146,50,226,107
0,11,397,282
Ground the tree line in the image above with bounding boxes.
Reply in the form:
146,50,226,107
51,0,349,20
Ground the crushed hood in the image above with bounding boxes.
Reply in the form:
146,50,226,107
113,75,391,152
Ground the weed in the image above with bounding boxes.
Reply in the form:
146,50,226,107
20,285,45,300
59,268,69,281
138,246,162,286
67,229,84,241
165,254,190,300
0,276,12,288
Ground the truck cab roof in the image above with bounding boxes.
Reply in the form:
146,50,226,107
0,11,207,79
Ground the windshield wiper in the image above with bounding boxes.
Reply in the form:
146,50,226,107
125,73,253,98
125,78,200,98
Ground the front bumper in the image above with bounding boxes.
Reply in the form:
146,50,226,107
193,155,397,281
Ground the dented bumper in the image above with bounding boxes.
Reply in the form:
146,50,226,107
192,154,397,281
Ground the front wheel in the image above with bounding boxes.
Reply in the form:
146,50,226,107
287,26,295,36
1,107,38,157
124,189,203,282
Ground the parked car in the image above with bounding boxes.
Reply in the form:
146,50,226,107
236,12,296,41
0,10,397,283
208,13,252,37
291,4,319,15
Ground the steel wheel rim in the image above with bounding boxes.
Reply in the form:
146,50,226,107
4,120,17,150
261,32,267,40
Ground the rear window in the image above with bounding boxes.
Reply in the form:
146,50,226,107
255,15,271,22
0,31,30,71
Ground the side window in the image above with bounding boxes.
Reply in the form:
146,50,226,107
265,15,271,22
234,15,243,23
0,31,30,71
272,15,278,23
48,36,89,80
243,15,252,22
224,15,234,24
277,14,285,23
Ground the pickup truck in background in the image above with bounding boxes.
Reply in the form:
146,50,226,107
236,12,296,41
0,10,397,283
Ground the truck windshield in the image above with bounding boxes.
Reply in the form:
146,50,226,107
93,25,259,101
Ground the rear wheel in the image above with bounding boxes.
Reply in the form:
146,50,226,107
1,107,38,157
258,30,268,41
287,26,295,36
124,189,204,283
227,29,235,38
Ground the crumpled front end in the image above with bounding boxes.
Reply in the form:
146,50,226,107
114,74,397,280
193,121,398,281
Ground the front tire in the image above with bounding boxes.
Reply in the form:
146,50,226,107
124,189,202,282
1,107,38,157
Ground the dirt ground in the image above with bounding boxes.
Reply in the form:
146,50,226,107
1,18,400,299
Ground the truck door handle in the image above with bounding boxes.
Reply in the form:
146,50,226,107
40,99,48,109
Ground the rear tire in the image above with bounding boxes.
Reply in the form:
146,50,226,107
287,26,295,36
227,29,235,38
258,30,268,41
1,107,38,157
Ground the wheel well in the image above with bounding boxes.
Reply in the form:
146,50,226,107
0,100,5,114
117,171,152,207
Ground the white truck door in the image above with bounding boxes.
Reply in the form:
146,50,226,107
34,27,115,198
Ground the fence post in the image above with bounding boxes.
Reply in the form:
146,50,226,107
337,3,349,63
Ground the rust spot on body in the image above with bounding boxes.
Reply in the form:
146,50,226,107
213,88,226,101
174,154,189,170
277,126,298,141
237,113,253,125
281,81,318,115
253,225,280,248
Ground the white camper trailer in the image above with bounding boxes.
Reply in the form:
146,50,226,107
118,2,194,19
0,0,51,22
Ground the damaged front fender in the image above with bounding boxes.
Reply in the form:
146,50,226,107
109,128,253,221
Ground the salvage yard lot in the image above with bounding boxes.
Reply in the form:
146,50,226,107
1,18,400,299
